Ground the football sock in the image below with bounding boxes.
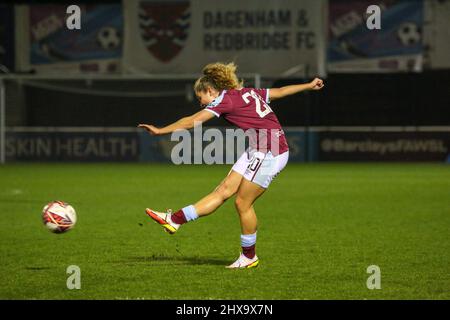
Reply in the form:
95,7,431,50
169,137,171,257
171,205,198,225
241,232,257,259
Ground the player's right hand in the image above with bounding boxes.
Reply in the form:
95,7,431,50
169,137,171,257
310,78,324,90
137,124,161,135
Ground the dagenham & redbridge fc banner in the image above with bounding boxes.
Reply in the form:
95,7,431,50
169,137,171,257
123,0,326,77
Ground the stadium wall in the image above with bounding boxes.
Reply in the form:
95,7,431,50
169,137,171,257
4,127,450,163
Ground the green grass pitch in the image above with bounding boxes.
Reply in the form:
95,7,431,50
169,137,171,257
0,163,449,299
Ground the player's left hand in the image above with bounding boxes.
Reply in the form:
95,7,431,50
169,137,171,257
138,124,161,135
310,78,324,90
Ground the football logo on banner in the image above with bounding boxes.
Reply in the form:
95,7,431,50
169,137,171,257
138,1,190,63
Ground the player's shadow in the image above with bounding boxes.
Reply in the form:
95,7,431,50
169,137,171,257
123,255,230,266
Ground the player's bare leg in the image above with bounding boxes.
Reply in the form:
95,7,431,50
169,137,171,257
235,178,265,235
227,178,266,269
194,170,243,216
145,170,242,233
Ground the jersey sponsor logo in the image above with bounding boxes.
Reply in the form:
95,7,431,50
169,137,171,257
138,1,190,62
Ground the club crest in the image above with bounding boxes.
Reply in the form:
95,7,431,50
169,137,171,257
139,1,190,63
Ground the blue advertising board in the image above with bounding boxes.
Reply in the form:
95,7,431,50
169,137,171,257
30,4,123,64
328,0,424,72
6,132,139,162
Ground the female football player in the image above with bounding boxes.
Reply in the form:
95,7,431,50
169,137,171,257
138,62,324,268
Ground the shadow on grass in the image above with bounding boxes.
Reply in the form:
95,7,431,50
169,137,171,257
25,266,52,271
0,198,45,204
114,255,230,266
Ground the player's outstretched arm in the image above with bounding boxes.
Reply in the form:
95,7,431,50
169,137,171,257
270,78,324,101
138,109,215,135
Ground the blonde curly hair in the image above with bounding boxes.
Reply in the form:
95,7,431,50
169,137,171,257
194,62,243,93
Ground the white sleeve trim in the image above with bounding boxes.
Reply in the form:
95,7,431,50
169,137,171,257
266,89,270,103
204,108,220,118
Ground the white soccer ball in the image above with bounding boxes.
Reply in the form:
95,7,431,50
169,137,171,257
42,201,77,233
397,22,421,46
97,26,121,50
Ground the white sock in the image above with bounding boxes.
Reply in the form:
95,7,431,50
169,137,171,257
241,232,257,248
182,205,199,222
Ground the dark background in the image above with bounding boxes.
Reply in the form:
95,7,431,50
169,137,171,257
16,71,450,127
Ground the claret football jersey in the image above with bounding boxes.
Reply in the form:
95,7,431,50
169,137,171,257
204,88,289,155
